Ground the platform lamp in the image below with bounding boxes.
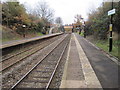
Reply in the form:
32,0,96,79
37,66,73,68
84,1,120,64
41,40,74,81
22,25,26,38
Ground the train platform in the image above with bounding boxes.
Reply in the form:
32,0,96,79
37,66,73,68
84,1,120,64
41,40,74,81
60,33,119,89
1,33,62,49
60,33,102,88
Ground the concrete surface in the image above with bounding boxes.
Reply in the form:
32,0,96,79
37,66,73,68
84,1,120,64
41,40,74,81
60,33,102,89
1,33,63,49
75,33,119,89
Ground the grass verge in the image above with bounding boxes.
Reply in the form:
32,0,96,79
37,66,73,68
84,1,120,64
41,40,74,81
95,40,119,59
36,32,43,36
83,34,119,59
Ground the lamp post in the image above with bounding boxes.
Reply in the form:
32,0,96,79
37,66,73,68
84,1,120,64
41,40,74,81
83,21,86,38
22,25,26,38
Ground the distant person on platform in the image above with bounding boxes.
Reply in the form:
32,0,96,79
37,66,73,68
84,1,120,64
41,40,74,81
72,26,74,33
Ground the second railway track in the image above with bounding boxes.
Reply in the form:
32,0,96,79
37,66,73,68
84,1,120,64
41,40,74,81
1,35,63,71
1,35,60,60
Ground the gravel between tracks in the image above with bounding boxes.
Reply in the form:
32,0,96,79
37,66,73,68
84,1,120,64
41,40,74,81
2,34,66,89
15,34,70,88
49,35,71,88
1,35,62,71
2,35,62,58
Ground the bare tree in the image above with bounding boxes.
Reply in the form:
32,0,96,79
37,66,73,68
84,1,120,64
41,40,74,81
55,17,63,25
55,17,63,32
35,2,54,23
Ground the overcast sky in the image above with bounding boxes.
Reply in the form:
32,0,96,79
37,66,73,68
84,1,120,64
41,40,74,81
2,0,103,24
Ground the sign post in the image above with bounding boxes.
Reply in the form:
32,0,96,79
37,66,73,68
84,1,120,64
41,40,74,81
108,1,115,52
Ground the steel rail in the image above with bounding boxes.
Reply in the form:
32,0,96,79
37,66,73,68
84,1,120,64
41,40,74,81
10,35,68,90
45,43,68,89
0,35,64,72
1,35,60,62
1,46,34,62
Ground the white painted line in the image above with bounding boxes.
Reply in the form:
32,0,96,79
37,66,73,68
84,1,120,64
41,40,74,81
104,53,120,65
74,33,103,88
60,36,71,88
84,38,100,50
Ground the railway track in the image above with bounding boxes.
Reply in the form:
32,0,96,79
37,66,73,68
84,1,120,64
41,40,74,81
2,35,63,59
1,35,63,60
8,34,70,89
1,35,63,71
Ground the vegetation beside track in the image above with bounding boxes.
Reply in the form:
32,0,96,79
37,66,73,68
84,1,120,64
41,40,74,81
85,35,119,59
84,2,120,60
1,25,43,43
1,1,63,43
95,40,119,59
1,1,55,42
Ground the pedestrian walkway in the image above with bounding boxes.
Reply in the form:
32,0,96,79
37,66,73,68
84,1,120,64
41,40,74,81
60,33,102,88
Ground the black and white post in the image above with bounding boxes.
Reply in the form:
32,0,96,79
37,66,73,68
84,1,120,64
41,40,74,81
108,0,115,52
109,1,113,52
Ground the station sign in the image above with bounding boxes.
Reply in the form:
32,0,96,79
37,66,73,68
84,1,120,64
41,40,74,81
108,9,116,16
